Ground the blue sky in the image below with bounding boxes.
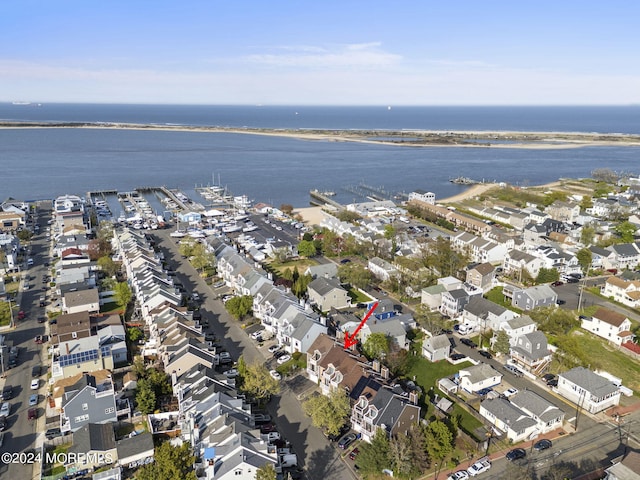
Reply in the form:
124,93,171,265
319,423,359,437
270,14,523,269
1,1,639,105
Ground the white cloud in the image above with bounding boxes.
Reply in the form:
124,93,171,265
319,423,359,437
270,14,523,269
245,42,401,69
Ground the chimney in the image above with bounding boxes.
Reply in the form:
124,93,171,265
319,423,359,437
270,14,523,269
372,360,381,373
381,366,389,380
409,391,419,405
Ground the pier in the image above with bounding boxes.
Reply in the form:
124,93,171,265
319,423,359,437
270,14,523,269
309,189,343,209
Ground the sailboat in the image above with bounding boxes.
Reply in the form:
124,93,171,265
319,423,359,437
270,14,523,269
169,216,187,238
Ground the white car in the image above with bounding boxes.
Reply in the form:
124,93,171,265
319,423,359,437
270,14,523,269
267,344,281,354
467,460,491,477
0,402,10,417
269,370,281,380
30,379,39,390
224,369,239,378
504,388,518,398
250,330,265,340
276,354,291,365
447,471,470,480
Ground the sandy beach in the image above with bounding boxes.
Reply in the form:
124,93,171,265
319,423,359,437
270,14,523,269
2,122,640,150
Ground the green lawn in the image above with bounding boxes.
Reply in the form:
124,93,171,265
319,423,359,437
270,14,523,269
347,288,374,304
485,287,522,313
406,355,472,395
450,402,484,440
100,302,124,314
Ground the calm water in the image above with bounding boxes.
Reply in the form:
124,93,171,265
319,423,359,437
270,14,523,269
1,104,639,206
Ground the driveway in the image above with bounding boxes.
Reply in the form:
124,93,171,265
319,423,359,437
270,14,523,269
153,230,356,480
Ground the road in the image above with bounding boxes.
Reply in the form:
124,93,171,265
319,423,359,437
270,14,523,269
1,206,50,479
153,229,357,480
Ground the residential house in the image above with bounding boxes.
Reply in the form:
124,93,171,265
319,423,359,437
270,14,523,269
479,398,539,442
358,317,408,350
408,189,436,204
466,263,496,293
512,285,557,311
458,363,503,393
305,263,338,280
306,334,339,384
603,450,640,480
503,249,546,279
50,311,92,346
452,231,509,265
422,334,451,362
462,296,518,332
0,211,24,232
307,277,351,311
60,374,118,433
421,284,447,310
116,432,155,469
67,423,117,471
499,315,537,346
509,390,565,434
557,366,621,414
440,286,482,319
607,243,640,270
581,307,634,346
52,336,117,380
351,387,421,443
589,246,617,270
62,288,100,315
602,276,640,308
509,331,552,374
545,201,580,223
368,257,399,282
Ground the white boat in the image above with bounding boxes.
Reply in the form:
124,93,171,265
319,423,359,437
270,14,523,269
170,230,187,238
243,225,258,233
222,223,242,233
188,230,206,239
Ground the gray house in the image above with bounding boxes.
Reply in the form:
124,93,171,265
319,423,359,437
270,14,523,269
60,374,118,433
512,285,557,311
422,334,451,362
68,423,117,471
307,277,351,311
510,331,552,374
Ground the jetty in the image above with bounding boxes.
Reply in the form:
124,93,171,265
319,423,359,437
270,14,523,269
450,176,479,185
310,189,343,209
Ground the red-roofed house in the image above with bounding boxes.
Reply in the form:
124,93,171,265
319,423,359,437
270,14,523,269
601,276,640,308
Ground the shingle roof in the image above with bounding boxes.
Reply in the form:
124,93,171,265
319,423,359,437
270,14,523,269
560,366,619,398
464,296,507,318
481,398,537,432
510,390,564,424
461,363,501,384
309,277,345,296
593,307,628,327
116,432,154,462
70,423,115,455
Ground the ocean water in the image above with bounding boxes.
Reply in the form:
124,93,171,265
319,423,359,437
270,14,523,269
1,104,639,207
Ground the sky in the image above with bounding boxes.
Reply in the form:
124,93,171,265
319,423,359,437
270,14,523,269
1,1,639,105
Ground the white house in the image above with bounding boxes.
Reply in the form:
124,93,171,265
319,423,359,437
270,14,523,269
479,398,538,443
557,367,621,414
458,364,502,393
509,390,565,434
601,276,640,308
581,307,634,346
422,334,451,362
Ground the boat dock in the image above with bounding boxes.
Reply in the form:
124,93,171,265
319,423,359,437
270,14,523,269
310,189,343,209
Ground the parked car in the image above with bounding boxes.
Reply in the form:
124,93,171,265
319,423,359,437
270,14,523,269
450,353,466,361
506,448,526,461
447,471,470,480
551,281,564,287
326,424,351,442
504,364,524,377
250,330,265,340
542,373,556,383
273,350,288,359
477,388,493,396
253,414,272,425
45,428,62,440
31,379,39,390
503,388,518,398
269,370,281,380
224,369,239,378
0,417,7,432
349,448,360,460
1,386,12,401
28,408,37,421
277,354,292,365
467,460,491,477
260,423,277,434
0,402,10,417
460,338,477,349
533,439,553,451
547,379,558,387
29,394,38,406
478,350,492,359
268,344,281,354
34,335,44,344
338,433,357,450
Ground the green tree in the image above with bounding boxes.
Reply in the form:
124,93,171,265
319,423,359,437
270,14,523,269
135,380,157,414
256,463,277,480
580,223,596,246
357,429,391,476
493,330,511,355
530,306,579,336
114,281,132,310
337,263,372,290
17,229,33,242
225,295,253,320
297,239,317,257
576,248,593,275
362,332,391,360
535,267,560,284
191,242,215,274
389,433,414,477
414,304,450,335
178,237,198,258
97,256,119,277
615,220,637,243
136,441,197,480
302,232,314,242
302,390,351,436
292,273,313,298
542,191,569,207
425,419,454,468
426,236,470,278
242,362,280,402
580,195,593,211
127,327,143,344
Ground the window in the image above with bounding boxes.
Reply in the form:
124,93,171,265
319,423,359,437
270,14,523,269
74,414,89,423
105,407,115,414
72,332,78,339
82,403,88,411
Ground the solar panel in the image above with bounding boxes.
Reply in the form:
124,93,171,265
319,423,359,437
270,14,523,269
59,349,99,367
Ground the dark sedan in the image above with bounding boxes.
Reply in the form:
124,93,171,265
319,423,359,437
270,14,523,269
506,448,527,461
478,350,492,359
534,439,553,451
338,433,357,449
460,338,477,349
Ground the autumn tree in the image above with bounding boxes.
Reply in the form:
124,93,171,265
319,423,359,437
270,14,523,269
302,390,351,437
136,441,196,480
530,306,579,336
425,236,470,278
256,463,277,480
280,204,294,215
338,263,372,290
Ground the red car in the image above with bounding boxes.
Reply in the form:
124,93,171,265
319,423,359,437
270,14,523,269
34,335,43,344
18,311,26,320
349,448,360,460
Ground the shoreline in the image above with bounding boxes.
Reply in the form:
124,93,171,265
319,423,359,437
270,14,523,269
2,122,640,150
